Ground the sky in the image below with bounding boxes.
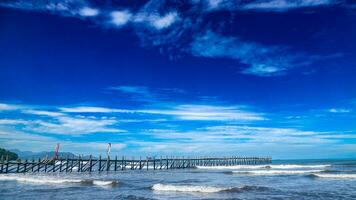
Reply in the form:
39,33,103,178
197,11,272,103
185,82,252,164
0,0,355,159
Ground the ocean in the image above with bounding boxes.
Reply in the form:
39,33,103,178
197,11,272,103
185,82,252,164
1,159,356,200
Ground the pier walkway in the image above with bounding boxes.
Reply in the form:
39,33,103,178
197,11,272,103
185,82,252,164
0,156,272,174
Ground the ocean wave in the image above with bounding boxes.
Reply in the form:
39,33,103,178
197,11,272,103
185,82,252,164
232,169,323,175
0,175,85,184
151,183,266,193
311,174,356,179
196,164,330,170
93,180,119,186
0,175,118,186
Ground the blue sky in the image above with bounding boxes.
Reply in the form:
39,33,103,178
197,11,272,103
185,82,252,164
0,0,355,159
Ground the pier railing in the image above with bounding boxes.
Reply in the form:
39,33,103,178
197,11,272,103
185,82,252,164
0,156,272,174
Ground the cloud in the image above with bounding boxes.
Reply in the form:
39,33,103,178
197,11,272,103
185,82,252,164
200,0,339,12
191,31,308,76
328,108,351,113
0,104,126,135
241,0,337,12
150,12,179,29
108,85,151,96
60,104,265,122
79,6,99,17
0,119,29,125
0,103,23,111
142,104,266,121
0,0,346,76
60,106,131,113
0,100,355,157
108,85,187,102
22,109,65,117
0,128,126,154
131,125,356,157
144,125,342,145
111,10,132,26
26,116,125,135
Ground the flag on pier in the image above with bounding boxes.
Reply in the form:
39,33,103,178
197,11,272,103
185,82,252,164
54,143,60,159
106,143,111,157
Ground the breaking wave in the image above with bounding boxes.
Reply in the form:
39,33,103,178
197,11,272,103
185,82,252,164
311,174,356,179
196,164,330,170
93,180,119,186
151,183,267,193
232,169,323,175
0,175,118,186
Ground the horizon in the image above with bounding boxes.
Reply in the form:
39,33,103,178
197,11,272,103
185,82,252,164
0,0,356,160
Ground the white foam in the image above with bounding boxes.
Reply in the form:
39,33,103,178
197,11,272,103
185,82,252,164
196,165,266,170
197,164,330,170
313,174,356,179
93,180,117,186
0,175,84,184
268,164,330,169
232,169,323,175
152,183,228,193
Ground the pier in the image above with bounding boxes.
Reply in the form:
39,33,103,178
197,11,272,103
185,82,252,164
0,156,271,174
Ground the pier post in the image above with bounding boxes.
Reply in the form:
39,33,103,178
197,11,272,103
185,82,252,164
114,156,117,171
139,156,142,170
65,156,69,172
77,156,81,172
106,156,110,171
5,155,9,174
153,157,156,170
16,159,21,173
146,157,149,170
0,156,3,173
37,158,41,172
166,156,169,169
121,156,125,170
89,155,93,172
44,155,48,172
59,159,63,172
98,155,102,172
131,157,134,170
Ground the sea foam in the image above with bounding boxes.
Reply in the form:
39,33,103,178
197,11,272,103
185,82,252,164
151,183,265,193
196,164,330,170
232,169,323,175
312,174,356,179
0,175,84,184
152,183,230,193
0,175,118,186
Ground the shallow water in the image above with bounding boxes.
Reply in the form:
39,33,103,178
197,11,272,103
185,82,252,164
1,160,356,200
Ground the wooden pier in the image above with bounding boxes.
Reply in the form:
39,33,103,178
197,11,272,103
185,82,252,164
0,155,271,174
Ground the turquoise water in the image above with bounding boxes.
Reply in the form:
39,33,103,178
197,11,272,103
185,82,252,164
1,159,356,199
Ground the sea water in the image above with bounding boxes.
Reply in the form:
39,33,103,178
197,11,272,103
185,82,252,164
1,159,356,199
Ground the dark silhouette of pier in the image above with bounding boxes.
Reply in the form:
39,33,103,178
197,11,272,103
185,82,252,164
0,155,271,174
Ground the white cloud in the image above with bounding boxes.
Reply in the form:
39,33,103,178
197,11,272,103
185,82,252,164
60,106,131,113
0,128,126,155
23,109,65,117
111,10,132,26
150,12,179,30
108,85,151,96
242,0,336,12
60,104,265,122
0,119,29,125
199,0,338,12
27,116,125,135
144,125,341,147
79,7,99,17
191,30,303,76
328,108,351,113
0,103,22,111
142,104,266,121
